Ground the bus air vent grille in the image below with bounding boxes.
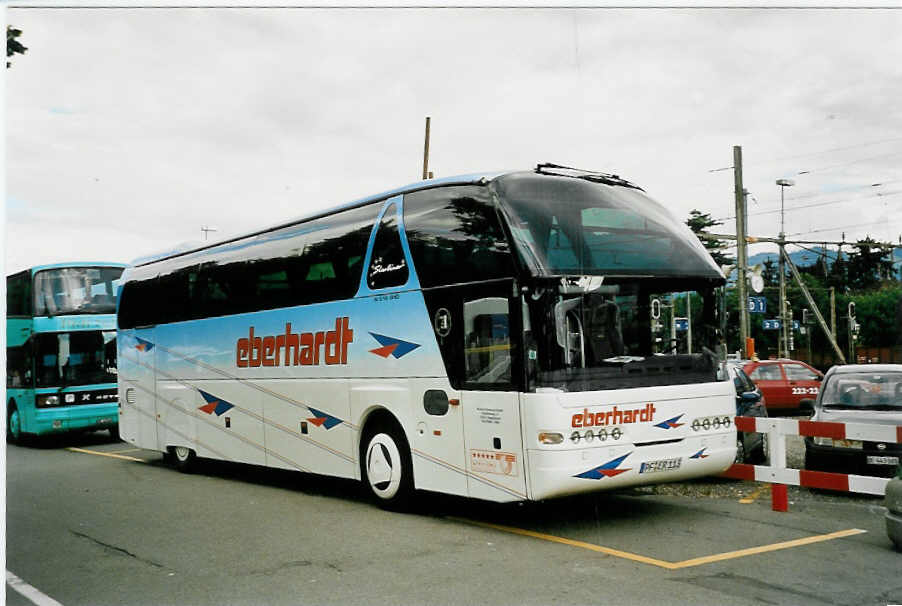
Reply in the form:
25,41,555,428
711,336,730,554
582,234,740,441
125,388,137,404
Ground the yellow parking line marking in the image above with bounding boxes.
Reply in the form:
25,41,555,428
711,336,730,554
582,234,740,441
739,485,768,504
67,447,147,463
454,517,866,570
668,528,867,569
109,448,142,454
452,518,678,569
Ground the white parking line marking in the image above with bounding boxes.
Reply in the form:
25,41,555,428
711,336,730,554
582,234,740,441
6,570,65,606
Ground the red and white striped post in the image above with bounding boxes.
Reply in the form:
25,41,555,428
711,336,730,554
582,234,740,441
724,416,902,511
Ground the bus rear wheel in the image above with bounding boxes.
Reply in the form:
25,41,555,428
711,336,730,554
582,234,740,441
170,445,196,473
7,403,22,445
361,423,413,510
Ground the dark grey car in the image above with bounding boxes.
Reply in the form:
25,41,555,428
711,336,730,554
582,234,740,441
727,363,768,464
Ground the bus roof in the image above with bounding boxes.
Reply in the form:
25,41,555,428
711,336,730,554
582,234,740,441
133,171,505,268
130,164,644,269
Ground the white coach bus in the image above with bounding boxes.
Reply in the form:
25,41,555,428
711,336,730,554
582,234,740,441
117,164,736,508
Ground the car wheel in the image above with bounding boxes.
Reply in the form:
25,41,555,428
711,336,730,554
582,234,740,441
804,448,822,472
734,437,746,464
108,425,120,441
171,445,196,473
751,433,768,464
361,423,413,510
7,403,22,445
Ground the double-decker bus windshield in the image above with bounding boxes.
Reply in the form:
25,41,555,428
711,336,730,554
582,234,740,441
33,266,124,316
34,331,117,388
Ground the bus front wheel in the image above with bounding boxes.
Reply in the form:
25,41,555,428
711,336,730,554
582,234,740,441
170,445,196,473
7,403,22,445
361,423,413,510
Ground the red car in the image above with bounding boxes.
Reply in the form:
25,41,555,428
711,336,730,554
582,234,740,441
742,359,824,414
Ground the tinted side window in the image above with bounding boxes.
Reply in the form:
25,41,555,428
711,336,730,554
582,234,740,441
784,364,819,381
6,271,32,316
297,204,377,304
749,365,782,381
404,186,514,289
121,203,379,326
368,206,409,290
6,342,32,387
119,277,161,328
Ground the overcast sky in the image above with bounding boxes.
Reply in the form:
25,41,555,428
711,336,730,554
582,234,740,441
5,6,902,274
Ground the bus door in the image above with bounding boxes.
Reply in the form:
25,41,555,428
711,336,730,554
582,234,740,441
460,296,528,502
118,327,159,450
408,379,468,497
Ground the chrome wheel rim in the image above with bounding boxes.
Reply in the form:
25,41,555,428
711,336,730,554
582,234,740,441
174,446,191,461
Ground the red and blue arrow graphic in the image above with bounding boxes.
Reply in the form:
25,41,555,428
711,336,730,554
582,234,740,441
369,333,420,359
197,390,235,416
135,337,154,352
654,414,685,430
574,453,632,480
306,407,343,430
690,448,710,459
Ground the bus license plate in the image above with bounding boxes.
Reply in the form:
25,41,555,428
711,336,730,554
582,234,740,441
866,456,899,466
639,457,682,474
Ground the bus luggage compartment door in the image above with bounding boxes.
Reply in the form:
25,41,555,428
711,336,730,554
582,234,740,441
461,391,527,502
117,328,158,450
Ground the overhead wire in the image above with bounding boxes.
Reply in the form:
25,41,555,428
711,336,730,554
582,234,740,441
706,136,902,173
715,188,902,222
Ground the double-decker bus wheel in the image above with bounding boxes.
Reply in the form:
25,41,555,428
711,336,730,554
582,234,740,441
7,402,21,445
361,420,413,510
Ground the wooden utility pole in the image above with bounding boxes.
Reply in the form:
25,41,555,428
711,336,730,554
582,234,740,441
422,116,431,180
733,146,749,356
830,286,836,341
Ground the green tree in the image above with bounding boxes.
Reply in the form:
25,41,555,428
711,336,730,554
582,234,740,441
846,237,894,291
686,210,734,267
7,26,26,68
851,285,902,347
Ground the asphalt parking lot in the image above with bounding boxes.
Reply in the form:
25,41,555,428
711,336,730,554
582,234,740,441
6,432,901,606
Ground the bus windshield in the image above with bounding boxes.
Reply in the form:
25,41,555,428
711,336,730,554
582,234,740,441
35,331,117,388
523,277,721,392
33,267,124,317
493,173,723,280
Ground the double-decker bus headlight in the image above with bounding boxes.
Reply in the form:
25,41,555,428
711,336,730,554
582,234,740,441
539,432,564,445
36,394,60,408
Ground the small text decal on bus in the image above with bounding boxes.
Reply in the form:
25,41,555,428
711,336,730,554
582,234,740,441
571,403,657,428
236,317,353,368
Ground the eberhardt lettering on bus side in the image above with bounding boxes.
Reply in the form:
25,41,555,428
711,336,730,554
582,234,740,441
236,317,353,368
571,403,657,428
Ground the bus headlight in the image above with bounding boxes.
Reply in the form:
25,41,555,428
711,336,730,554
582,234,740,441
539,432,564,445
36,394,60,408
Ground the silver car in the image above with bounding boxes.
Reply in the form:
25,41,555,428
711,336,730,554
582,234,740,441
803,364,902,478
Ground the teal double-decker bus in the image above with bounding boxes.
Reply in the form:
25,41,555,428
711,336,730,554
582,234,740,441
6,262,126,443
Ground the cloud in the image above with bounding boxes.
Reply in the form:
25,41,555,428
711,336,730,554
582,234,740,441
6,8,902,274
